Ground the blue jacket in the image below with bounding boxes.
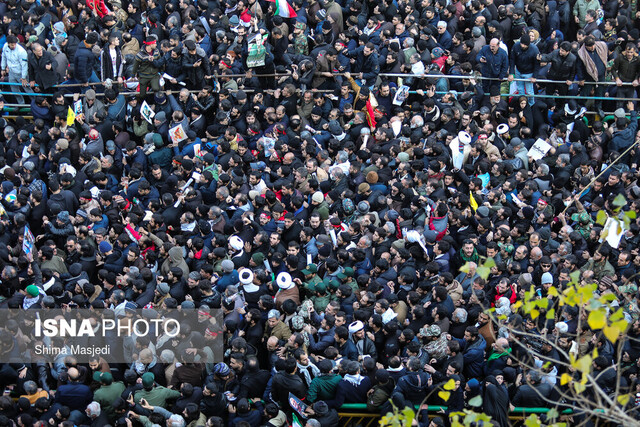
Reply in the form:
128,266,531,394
438,31,452,50
510,43,540,75
611,111,638,154
216,270,239,292
308,326,335,353
393,371,431,406
55,382,93,411
476,46,509,79
74,43,97,83
107,95,127,123
455,335,487,379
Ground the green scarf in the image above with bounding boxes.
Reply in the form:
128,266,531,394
460,248,480,264
488,347,512,361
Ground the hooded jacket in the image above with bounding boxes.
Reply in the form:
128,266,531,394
455,335,487,379
74,42,97,83
392,371,431,406
610,111,638,157
161,247,190,277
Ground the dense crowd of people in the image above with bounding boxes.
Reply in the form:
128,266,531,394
0,0,640,425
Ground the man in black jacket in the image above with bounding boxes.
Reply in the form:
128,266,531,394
236,356,270,399
270,357,307,413
541,41,577,108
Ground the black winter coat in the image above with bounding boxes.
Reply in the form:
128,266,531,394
541,50,577,81
28,50,59,90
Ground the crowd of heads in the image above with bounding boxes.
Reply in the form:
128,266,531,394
1,0,640,425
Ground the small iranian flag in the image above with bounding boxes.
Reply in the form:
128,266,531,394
268,0,297,18
291,413,303,427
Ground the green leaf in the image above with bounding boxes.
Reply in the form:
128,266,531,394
524,414,541,427
613,194,627,208
536,298,549,310
477,266,490,280
599,293,617,303
547,286,558,297
625,210,637,220
547,408,559,420
483,257,496,269
468,395,483,407
546,308,556,320
596,210,608,225
588,310,606,330
569,270,581,285
400,407,415,425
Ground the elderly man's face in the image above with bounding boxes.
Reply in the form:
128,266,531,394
489,40,499,54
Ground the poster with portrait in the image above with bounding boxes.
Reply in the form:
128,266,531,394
169,123,187,144
141,101,155,124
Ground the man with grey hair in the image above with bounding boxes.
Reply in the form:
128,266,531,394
85,401,108,423
167,414,186,427
437,21,452,50
452,307,468,324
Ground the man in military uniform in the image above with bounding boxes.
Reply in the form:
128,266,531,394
420,325,449,362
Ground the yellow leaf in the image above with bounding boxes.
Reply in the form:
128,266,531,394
443,378,456,391
610,309,624,322
546,308,556,320
513,300,523,310
588,310,606,330
547,286,558,297
438,391,450,401
618,394,631,405
575,355,592,373
574,382,586,394
560,373,572,385
530,308,540,320
459,263,470,274
603,325,621,343
613,319,629,332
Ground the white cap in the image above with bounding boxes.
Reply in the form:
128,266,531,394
554,322,568,334
458,131,471,145
497,123,509,135
348,320,364,334
276,272,294,290
229,236,244,251
239,269,254,285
